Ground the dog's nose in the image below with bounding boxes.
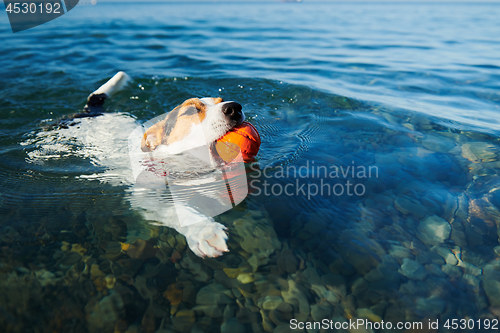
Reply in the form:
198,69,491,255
222,102,242,118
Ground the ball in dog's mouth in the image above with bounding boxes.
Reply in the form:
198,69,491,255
216,121,261,163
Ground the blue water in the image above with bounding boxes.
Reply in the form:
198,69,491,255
1,1,500,332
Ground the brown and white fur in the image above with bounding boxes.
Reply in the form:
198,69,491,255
127,93,246,257
27,72,247,258
141,97,244,155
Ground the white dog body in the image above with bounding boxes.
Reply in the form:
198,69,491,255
122,77,246,258
26,72,247,258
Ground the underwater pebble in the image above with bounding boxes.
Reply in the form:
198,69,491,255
276,248,298,274
196,283,233,306
171,309,195,332
394,196,426,218
421,135,456,153
434,247,458,266
193,305,222,318
87,292,124,332
163,283,182,306
338,230,386,275
281,279,309,322
310,303,332,322
356,307,382,323
461,142,497,163
415,249,444,266
58,252,82,266
274,324,293,333
402,122,415,131
417,215,451,245
494,246,500,257
415,296,445,315
267,308,290,328
441,264,462,280
180,255,211,282
482,261,500,307
105,275,116,289
223,267,244,279
399,258,427,280
102,242,122,260
34,269,57,287
71,243,87,256
233,217,281,270
463,274,481,294
237,273,255,284
426,263,446,278
311,284,339,305
221,318,245,333
260,309,275,332
223,304,236,321
458,261,482,276
490,188,500,210
123,239,157,260
389,245,412,260
90,264,107,291
259,295,283,310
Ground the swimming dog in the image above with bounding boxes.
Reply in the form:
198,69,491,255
82,72,248,258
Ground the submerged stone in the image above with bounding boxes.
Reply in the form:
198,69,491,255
461,142,497,163
482,262,500,308
171,309,195,332
233,216,281,270
123,239,157,260
258,295,283,310
310,303,331,321
87,292,124,332
193,304,222,318
441,264,462,280
164,283,183,306
389,245,412,260
281,279,309,322
394,196,426,218
221,318,245,333
433,246,458,266
399,258,426,280
338,230,385,275
105,275,116,289
196,283,233,305
421,134,456,153
276,248,299,274
415,296,446,314
417,215,451,245
494,246,500,257
356,308,382,323
102,241,122,260
236,273,255,284
490,188,500,210
180,255,211,282
34,269,58,287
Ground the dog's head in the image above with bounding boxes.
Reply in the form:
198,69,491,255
141,97,244,152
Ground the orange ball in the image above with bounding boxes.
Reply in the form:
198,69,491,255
216,121,261,163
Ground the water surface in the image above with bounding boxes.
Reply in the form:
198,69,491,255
0,1,499,332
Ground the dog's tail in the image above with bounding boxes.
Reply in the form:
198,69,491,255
84,71,131,112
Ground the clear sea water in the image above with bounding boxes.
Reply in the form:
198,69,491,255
1,1,500,332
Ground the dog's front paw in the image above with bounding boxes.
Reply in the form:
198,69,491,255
184,222,229,258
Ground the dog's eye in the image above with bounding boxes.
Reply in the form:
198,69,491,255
182,106,201,116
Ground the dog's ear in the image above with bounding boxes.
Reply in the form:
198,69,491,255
162,106,182,139
213,97,223,104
